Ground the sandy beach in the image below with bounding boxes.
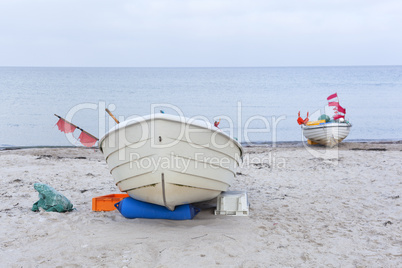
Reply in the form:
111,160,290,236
0,142,401,267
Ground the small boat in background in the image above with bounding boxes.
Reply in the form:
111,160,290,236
99,114,243,210
298,93,352,147
301,120,352,147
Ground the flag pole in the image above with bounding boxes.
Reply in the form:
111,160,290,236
54,114,98,140
105,108,120,124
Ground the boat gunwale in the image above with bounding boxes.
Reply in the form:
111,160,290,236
302,122,352,131
99,114,243,157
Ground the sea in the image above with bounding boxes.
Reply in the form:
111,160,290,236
1,66,401,148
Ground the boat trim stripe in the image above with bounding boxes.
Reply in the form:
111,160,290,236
161,173,168,209
164,136,242,164
109,153,156,174
302,124,352,130
103,137,153,160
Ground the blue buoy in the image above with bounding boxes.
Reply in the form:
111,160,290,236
115,197,200,220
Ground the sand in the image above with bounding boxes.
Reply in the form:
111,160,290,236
0,142,401,267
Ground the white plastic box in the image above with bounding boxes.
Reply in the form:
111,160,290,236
214,191,249,216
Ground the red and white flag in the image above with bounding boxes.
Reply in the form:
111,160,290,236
56,118,76,133
333,114,345,120
327,93,346,119
337,105,346,114
78,131,98,147
327,93,338,102
328,102,346,114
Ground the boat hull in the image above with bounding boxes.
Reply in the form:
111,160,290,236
99,114,243,210
301,122,352,147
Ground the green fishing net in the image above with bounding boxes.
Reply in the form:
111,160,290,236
318,114,331,122
32,183,74,212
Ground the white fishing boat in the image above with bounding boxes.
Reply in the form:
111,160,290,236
99,114,243,210
301,120,352,147
299,93,352,147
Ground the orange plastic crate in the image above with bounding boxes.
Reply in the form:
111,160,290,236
92,194,129,211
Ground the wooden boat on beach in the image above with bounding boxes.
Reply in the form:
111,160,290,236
99,114,243,210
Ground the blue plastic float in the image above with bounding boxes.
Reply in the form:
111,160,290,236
115,197,200,220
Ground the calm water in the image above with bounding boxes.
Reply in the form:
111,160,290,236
1,66,401,147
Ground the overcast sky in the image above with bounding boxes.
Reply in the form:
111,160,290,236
1,0,401,67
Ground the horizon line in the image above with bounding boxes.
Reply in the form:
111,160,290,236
0,64,401,69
